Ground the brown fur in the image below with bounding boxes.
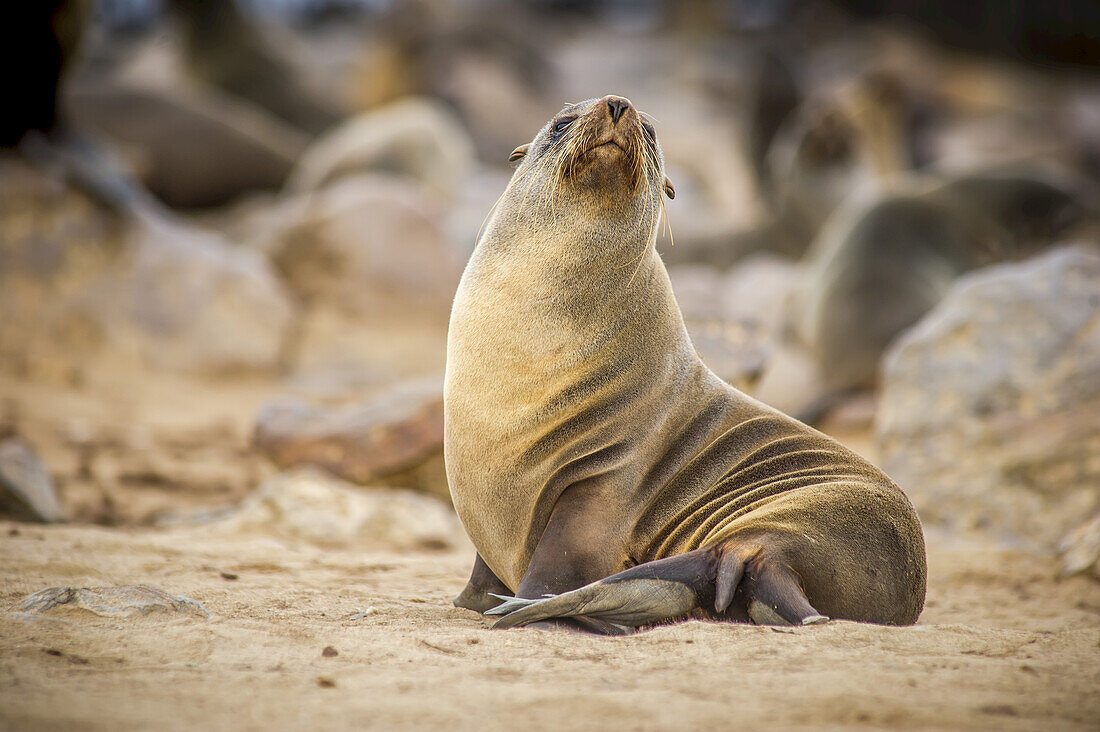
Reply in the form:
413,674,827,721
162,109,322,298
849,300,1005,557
444,95,926,629
789,170,1095,416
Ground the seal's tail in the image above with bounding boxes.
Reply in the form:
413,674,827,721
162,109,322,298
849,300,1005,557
485,543,828,633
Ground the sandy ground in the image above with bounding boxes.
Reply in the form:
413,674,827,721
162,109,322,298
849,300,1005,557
2,519,1099,731
2,337,1098,730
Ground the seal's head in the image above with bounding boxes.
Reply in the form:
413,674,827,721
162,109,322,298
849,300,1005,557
500,95,675,229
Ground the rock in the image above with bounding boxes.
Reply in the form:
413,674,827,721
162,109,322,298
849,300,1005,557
876,245,1100,552
668,255,801,390
0,438,67,523
286,97,475,200
719,254,801,335
167,0,345,136
22,585,209,617
434,46,553,164
669,265,763,387
668,265,726,322
213,468,464,551
751,342,824,417
1059,513,1100,579
91,216,296,373
647,103,769,268
253,174,463,317
682,320,771,392
0,159,295,375
444,166,514,260
253,379,446,499
0,158,112,381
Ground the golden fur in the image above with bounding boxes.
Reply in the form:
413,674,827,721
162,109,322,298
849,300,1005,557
445,96,926,628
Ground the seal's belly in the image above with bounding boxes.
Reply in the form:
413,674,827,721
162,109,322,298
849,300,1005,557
449,372,898,591
627,402,901,562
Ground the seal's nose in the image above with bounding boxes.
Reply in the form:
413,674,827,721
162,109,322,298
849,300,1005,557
606,97,630,125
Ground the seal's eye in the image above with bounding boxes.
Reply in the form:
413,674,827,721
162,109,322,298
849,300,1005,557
552,117,575,139
642,122,656,144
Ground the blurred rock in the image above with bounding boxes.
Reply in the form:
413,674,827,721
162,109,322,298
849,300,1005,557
719,254,802,334
928,114,1070,176
653,108,768,268
286,97,475,200
349,3,553,160
94,217,295,373
22,585,209,617
213,468,463,551
0,438,67,523
877,245,1100,552
279,307,448,384
668,265,725,322
254,174,463,317
68,83,307,208
437,49,552,162
1060,513,1100,579
669,255,801,389
751,342,823,417
254,379,446,499
0,158,107,381
445,166,514,260
0,158,295,376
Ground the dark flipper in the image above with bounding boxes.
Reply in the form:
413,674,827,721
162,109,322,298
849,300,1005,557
453,553,511,614
452,553,630,633
486,544,827,632
738,550,828,626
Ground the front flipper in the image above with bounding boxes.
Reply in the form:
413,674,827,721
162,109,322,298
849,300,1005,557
453,553,511,614
486,550,715,630
486,544,829,631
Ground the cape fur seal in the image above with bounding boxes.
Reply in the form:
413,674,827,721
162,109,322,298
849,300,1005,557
444,95,926,634
785,169,1094,423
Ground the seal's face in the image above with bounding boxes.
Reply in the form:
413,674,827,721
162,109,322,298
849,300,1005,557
507,95,675,216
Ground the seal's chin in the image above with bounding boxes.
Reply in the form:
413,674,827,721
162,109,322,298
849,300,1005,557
568,140,639,191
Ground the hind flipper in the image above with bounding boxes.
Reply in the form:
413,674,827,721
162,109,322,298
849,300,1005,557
486,543,829,631
737,549,829,626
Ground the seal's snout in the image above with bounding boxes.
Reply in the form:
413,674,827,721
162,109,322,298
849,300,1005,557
550,94,657,194
607,97,630,125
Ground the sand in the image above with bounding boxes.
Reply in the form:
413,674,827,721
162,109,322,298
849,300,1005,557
1,339,1098,731
2,519,1099,731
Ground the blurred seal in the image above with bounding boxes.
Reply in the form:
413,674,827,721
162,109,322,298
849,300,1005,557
783,169,1096,423
444,95,926,633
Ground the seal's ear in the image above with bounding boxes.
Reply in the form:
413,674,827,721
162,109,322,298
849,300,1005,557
663,177,676,200
509,144,529,163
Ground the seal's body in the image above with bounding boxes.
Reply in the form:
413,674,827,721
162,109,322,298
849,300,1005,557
445,95,926,633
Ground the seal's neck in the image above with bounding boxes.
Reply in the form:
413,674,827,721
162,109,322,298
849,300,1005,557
476,190,662,299
450,200,684,385
445,178,689,418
